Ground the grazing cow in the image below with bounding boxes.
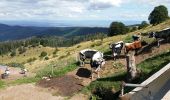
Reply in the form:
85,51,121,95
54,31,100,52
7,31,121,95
149,27,170,47
124,41,142,54
109,41,124,60
90,51,105,80
78,49,98,67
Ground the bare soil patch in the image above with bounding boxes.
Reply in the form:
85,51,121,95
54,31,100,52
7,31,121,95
37,75,83,96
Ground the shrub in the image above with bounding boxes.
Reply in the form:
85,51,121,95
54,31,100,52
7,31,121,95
27,57,37,63
138,21,149,29
10,51,16,57
40,51,47,58
77,45,81,48
7,62,25,69
53,48,59,55
18,47,26,54
45,56,49,60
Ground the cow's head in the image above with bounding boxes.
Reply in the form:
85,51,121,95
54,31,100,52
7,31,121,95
109,43,113,49
79,53,86,61
148,32,155,38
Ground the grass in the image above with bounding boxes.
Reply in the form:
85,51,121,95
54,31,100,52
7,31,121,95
82,50,170,100
36,61,78,78
9,77,41,85
137,50,170,83
0,80,5,88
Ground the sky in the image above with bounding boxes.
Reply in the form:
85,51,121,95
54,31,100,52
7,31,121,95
0,0,170,27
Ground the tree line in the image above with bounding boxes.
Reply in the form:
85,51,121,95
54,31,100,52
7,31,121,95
0,33,106,56
108,5,169,36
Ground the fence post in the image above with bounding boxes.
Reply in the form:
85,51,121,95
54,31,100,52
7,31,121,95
126,50,137,82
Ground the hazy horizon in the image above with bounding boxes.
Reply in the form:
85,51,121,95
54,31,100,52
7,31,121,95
0,20,141,27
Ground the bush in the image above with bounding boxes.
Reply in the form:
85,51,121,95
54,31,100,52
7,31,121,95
138,21,149,29
27,57,37,63
7,62,25,69
40,51,47,58
53,48,59,55
44,56,49,60
18,47,26,54
77,45,81,48
10,51,16,57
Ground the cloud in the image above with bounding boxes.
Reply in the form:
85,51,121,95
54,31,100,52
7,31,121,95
131,0,170,6
0,0,169,21
88,0,123,10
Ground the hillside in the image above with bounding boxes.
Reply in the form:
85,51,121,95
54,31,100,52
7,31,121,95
0,23,108,41
0,19,170,72
0,19,170,100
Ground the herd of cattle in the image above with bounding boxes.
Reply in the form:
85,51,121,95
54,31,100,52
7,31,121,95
78,27,170,80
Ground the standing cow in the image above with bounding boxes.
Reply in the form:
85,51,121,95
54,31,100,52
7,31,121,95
149,27,170,47
78,49,98,67
124,41,142,54
109,41,124,60
90,51,105,80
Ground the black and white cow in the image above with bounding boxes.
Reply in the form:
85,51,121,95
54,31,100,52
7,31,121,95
109,41,124,60
149,27,170,47
78,49,98,67
132,34,141,41
90,51,105,80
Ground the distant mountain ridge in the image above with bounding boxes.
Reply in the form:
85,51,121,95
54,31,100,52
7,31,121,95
0,23,108,41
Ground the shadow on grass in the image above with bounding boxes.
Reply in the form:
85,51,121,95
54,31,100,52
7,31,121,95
97,72,127,82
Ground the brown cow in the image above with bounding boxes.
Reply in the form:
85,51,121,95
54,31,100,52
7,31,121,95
124,41,142,54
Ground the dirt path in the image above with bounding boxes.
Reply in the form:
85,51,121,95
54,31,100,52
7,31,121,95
0,84,64,100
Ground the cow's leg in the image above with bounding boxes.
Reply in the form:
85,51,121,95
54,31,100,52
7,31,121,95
95,66,101,78
97,71,100,78
157,40,160,48
91,68,94,81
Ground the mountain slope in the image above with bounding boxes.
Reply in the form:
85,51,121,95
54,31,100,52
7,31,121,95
0,23,108,41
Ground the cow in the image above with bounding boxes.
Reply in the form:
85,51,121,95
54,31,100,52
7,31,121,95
124,41,142,54
149,27,170,47
78,49,98,67
132,34,141,41
90,51,105,80
109,41,124,60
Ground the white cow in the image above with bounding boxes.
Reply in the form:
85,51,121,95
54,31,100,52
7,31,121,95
90,51,105,80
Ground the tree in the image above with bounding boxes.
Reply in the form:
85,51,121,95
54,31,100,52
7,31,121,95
108,22,128,36
138,21,149,29
148,5,169,25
